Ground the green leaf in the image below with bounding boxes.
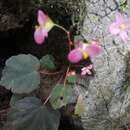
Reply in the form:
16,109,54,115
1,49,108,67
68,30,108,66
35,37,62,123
6,97,60,130
10,94,33,106
50,84,75,109
74,95,85,116
0,54,40,94
10,94,25,106
40,55,56,70
67,75,77,84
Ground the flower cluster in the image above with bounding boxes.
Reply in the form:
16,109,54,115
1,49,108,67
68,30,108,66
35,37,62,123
81,64,93,76
68,41,101,63
34,10,130,77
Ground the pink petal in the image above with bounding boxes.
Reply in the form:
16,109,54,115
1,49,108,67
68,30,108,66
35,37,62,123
116,13,124,23
37,10,47,25
34,28,48,44
81,70,87,76
81,64,93,76
109,22,120,35
119,31,128,43
81,68,92,76
86,42,101,57
77,41,88,50
86,70,92,75
81,67,86,71
87,64,93,69
125,18,130,30
68,49,83,63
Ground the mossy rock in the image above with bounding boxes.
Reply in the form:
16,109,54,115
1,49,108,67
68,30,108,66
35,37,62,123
42,0,86,34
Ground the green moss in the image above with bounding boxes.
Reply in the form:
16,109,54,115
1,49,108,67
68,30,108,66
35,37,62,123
119,0,128,12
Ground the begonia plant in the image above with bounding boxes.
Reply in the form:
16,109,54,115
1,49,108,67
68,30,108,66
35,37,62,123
0,8,129,130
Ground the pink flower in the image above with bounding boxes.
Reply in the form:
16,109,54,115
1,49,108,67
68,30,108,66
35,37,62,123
37,10,48,25
85,41,101,57
34,10,54,44
68,41,101,63
109,12,130,43
67,71,76,76
34,27,48,44
81,64,93,76
68,49,83,63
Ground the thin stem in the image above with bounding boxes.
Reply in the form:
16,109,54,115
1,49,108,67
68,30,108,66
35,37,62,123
54,24,68,33
44,94,51,105
43,75,64,105
39,70,63,75
63,64,71,86
67,31,73,46
54,24,73,51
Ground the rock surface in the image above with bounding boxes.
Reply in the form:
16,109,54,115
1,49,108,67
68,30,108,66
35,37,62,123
79,0,130,130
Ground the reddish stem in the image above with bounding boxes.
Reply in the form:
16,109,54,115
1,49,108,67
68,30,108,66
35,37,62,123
54,24,73,51
39,70,63,75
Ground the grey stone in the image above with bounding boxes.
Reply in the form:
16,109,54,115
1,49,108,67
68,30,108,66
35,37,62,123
79,0,130,130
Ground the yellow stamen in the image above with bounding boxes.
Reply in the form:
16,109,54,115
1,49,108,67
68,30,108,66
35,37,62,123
79,49,89,59
119,23,127,30
82,52,89,59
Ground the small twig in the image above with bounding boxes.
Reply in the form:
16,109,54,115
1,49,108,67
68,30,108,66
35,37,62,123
43,75,64,105
39,70,63,75
43,94,52,105
63,65,71,86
